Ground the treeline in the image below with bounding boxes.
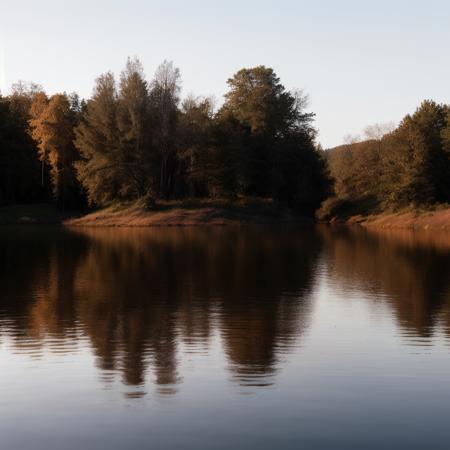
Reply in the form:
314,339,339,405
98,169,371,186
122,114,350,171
321,100,450,219
0,59,329,215
3,60,449,220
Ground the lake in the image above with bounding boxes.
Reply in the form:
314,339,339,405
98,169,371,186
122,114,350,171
1,225,450,449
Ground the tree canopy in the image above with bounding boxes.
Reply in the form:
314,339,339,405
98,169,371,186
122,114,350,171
322,101,450,219
19,59,326,214
5,58,450,220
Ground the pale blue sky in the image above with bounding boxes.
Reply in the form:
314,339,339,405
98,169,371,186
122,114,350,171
1,0,449,147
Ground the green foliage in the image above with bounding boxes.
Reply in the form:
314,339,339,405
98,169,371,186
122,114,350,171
386,101,450,206
74,72,122,205
0,60,334,217
326,100,450,216
73,61,329,215
216,66,328,212
178,96,216,197
0,86,46,206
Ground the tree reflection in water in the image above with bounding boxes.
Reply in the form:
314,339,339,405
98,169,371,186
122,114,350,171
0,226,321,396
2,225,450,398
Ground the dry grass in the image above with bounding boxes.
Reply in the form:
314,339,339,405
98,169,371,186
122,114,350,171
6,200,450,229
341,208,450,230
65,198,310,227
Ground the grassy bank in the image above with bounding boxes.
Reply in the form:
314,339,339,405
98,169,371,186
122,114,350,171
65,198,311,227
4,201,450,230
330,206,450,230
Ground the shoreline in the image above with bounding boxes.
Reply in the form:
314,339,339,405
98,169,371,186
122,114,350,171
328,208,450,230
0,201,313,228
2,203,450,230
65,200,312,227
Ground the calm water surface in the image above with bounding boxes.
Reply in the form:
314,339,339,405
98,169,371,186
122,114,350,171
1,226,450,449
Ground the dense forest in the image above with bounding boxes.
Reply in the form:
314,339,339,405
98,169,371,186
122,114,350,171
321,101,450,219
0,59,329,215
1,58,450,219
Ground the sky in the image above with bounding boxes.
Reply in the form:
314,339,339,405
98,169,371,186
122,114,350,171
1,0,449,148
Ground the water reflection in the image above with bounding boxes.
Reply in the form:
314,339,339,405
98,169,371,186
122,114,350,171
3,225,450,449
2,225,450,400
319,226,450,339
0,226,320,396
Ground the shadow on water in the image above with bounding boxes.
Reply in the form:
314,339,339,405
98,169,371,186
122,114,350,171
0,226,321,396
